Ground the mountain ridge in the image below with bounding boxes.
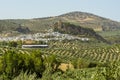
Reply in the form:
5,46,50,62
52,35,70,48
0,11,120,34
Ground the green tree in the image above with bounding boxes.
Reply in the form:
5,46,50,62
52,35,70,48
8,41,18,47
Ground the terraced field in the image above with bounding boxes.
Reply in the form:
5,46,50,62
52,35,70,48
43,41,120,62
0,41,120,63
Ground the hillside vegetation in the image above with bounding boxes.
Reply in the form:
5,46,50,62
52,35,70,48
53,21,109,43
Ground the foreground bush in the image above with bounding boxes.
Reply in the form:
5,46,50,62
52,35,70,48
0,49,59,79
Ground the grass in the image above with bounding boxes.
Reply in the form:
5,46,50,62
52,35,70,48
98,30,120,37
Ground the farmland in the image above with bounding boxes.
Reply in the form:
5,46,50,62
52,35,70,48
0,40,120,80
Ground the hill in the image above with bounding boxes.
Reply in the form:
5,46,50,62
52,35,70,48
0,11,120,34
58,11,120,31
53,21,109,43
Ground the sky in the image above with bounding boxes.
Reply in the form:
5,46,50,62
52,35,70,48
0,0,120,21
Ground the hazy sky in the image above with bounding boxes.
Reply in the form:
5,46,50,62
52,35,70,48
0,0,120,21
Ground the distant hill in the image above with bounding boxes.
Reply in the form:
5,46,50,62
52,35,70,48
58,11,120,31
53,21,109,43
0,11,120,34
